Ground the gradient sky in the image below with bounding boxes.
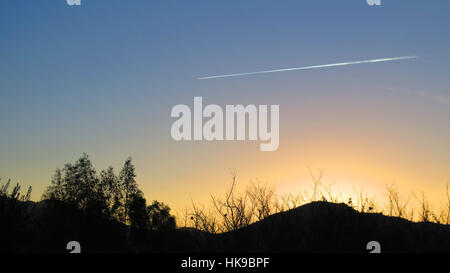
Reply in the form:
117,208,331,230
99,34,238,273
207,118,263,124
1,0,450,213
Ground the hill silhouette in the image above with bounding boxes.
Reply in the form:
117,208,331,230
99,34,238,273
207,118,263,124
175,201,450,253
1,156,449,253
2,199,448,253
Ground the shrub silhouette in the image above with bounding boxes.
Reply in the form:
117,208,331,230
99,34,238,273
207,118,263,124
0,179,33,252
186,171,450,233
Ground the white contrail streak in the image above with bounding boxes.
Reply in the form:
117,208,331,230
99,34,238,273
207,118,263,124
197,55,418,80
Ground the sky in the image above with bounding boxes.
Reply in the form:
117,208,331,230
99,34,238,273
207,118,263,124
1,0,450,213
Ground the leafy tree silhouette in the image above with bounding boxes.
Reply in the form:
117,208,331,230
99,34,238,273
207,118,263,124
100,166,123,221
148,200,176,231
42,154,107,217
129,192,148,230
119,157,140,224
41,154,176,233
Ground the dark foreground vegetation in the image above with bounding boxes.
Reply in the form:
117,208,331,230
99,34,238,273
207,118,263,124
1,155,449,253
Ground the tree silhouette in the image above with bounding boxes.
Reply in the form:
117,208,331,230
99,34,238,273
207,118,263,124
42,154,107,215
148,200,176,231
129,192,148,230
40,154,176,232
120,157,139,224
100,166,123,221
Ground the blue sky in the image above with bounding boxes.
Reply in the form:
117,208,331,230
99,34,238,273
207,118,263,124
1,1,450,209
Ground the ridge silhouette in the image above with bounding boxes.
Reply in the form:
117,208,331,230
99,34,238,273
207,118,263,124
1,197,449,253
1,155,449,253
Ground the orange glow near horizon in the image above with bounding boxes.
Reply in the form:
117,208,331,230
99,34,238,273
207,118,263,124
13,85,450,220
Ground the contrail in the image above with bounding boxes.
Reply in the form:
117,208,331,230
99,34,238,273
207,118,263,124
197,55,418,80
